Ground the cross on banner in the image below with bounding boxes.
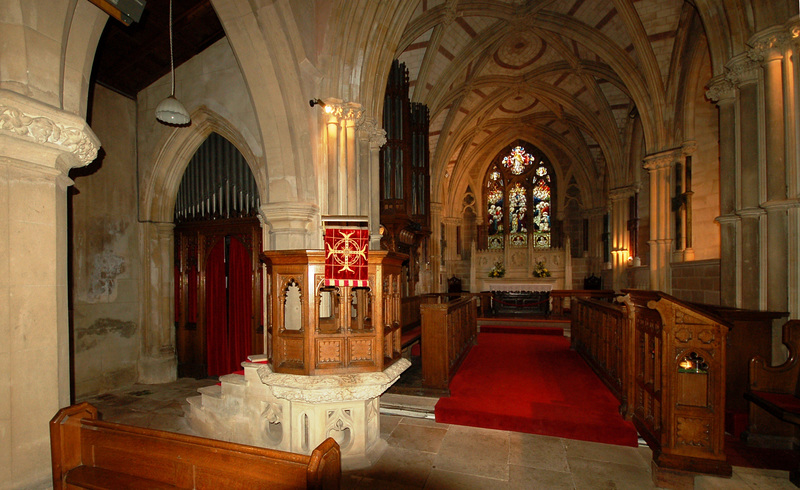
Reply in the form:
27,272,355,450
323,220,369,287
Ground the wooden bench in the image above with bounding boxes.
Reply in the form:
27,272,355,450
50,402,341,489
744,320,800,485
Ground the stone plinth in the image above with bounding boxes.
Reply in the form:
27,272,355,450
186,356,410,470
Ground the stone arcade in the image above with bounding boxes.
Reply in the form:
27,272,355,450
1,1,799,488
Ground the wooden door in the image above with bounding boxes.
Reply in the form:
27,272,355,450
175,218,263,378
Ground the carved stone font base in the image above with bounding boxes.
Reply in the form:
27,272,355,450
186,356,410,470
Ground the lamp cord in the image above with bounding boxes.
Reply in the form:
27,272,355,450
169,0,175,97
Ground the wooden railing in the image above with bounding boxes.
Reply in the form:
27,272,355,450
401,294,438,331
551,289,616,319
403,292,491,324
420,296,478,392
571,297,630,408
573,290,733,484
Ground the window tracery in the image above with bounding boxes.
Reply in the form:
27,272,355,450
484,144,554,249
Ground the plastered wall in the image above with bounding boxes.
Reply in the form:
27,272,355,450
71,85,141,398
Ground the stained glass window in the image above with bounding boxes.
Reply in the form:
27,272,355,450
501,146,534,175
508,183,528,247
531,169,551,248
487,167,504,249
484,143,554,250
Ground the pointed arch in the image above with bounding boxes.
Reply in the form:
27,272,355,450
142,107,265,223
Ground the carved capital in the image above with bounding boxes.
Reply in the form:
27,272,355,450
705,75,735,103
323,98,365,122
358,116,387,148
0,89,100,170
259,201,319,232
643,148,681,171
609,185,637,202
725,53,760,85
582,206,607,218
749,26,793,62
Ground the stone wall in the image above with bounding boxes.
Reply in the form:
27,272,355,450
688,57,721,261
71,85,141,398
671,259,721,305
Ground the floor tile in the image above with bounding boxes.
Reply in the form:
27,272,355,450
568,457,656,489
387,420,448,453
347,445,435,488
424,468,509,489
508,464,575,489
433,425,510,480
399,416,448,429
381,414,402,437
508,431,569,473
564,437,650,468
693,473,752,489
731,469,798,489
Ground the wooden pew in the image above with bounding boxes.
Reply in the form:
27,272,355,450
745,320,800,485
50,402,341,489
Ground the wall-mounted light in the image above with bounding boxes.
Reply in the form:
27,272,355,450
310,98,332,113
156,0,190,126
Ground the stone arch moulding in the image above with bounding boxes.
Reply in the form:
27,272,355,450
142,106,266,223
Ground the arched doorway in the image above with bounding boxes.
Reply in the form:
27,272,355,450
173,133,263,377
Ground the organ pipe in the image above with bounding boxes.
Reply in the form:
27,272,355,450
174,132,260,223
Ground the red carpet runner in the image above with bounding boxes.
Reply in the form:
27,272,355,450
435,332,639,447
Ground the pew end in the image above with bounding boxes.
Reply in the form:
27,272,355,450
745,320,800,451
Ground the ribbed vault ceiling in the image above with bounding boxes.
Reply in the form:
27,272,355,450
395,0,693,211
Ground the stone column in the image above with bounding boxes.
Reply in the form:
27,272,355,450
609,186,635,290
260,202,319,250
0,89,99,488
430,201,443,292
680,141,697,261
788,23,800,319
138,221,178,383
321,99,365,217
730,53,765,310
753,30,791,313
644,149,680,293
583,207,606,265
358,117,387,249
707,75,740,305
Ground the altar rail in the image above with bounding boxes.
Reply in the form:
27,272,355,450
551,290,616,319
420,296,478,392
572,290,732,484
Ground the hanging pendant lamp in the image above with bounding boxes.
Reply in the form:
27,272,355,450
156,0,190,125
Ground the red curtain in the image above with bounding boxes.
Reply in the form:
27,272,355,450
228,237,253,372
205,241,228,376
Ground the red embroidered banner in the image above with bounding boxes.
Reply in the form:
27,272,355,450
324,224,369,287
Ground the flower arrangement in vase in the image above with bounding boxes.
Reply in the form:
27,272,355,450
489,261,506,278
532,260,551,278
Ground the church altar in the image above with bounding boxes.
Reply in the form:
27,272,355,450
486,280,555,292
470,238,572,293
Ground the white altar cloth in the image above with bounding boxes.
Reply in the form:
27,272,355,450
487,282,553,292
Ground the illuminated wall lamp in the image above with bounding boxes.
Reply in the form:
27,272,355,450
310,98,333,113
